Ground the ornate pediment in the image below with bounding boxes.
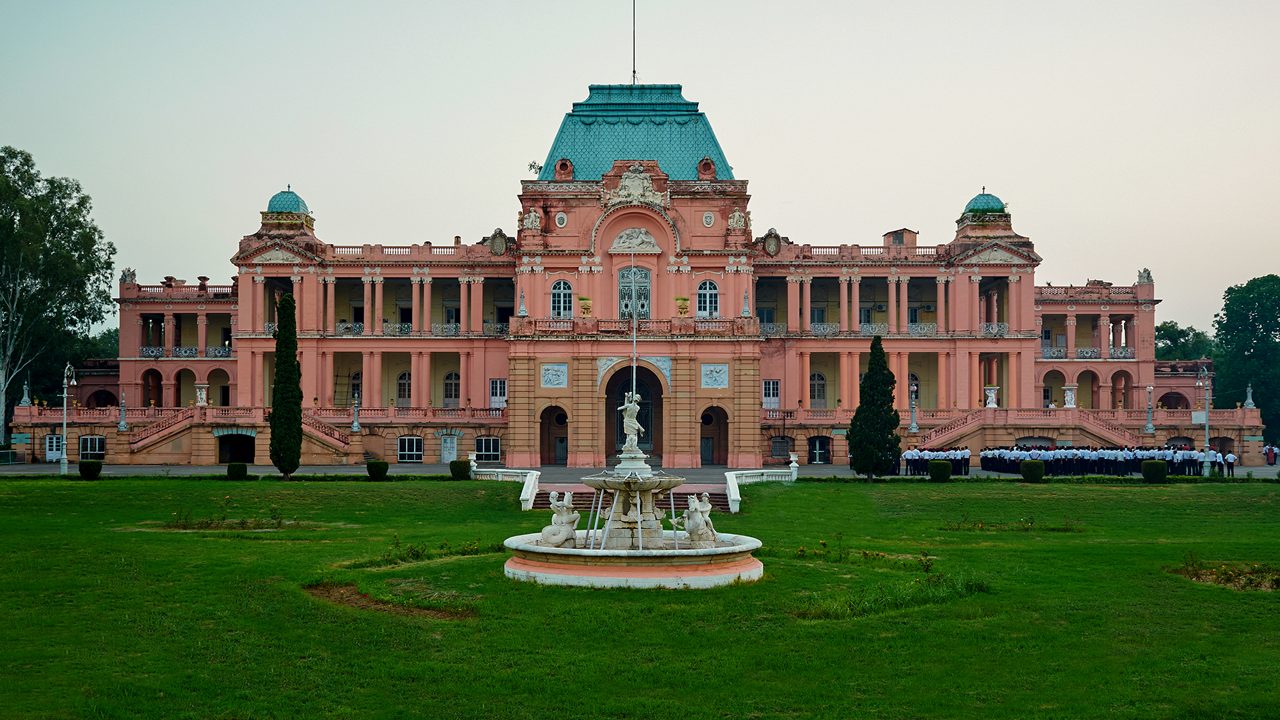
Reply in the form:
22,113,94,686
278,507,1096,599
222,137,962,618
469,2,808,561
952,241,1039,266
601,164,669,209
608,227,662,254
234,239,322,266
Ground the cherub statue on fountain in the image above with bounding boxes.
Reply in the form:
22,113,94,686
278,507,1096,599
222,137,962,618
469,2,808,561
618,391,645,456
677,494,718,548
539,491,579,548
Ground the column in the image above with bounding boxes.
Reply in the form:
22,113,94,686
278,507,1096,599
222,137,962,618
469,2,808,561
1065,315,1077,360
470,277,485,334
461,350,471,408
891,352,907,409
850,278,861,334
1100,315,1111,359
410,351,423,407
411,277,422,333
887,277,898,334
899,276,911,330
969,275,982,332
1111,319,1122,349
800,278,812,333
290,275,303,329
252,276,266,332
465,275,476,333
359,351,371,405
1009,351,1020,408
1128,316,1139,351
421,351,433,407
315,274,326,333
235,274,253,332
370,350,383,407
800,352,810,408
1007,275,1020,331
838,352,850,409
849,351,861,408
935,277,947,333
196,315,208,357
969,353,981,409
361,278,374,335
938,351,950,410
321,351,333,407
373,278,385,335
838,277,849,333
163,313,175,355
325,278,337,334
421,278,433,334
786,277,801,331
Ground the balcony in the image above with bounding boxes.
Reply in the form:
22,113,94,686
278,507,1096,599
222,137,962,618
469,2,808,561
860,323,888,336
335,321,364,336
760,322,787,337
1110,346,1135,359
383,322,414,336
510,317,758,338
482,321,509,337
173,346,198,359
1040,346,1066,359
205,346,232,358
431,323,461,337
140,346,165,359
907,322,937,337
980,322,1009,337
810,322,840,337
1075,347,1101,359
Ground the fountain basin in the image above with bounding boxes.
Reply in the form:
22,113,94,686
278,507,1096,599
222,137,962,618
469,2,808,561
581,475,686,494
504,530,764,589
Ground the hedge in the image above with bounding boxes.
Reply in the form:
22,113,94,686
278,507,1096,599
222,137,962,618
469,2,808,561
78,461,103,480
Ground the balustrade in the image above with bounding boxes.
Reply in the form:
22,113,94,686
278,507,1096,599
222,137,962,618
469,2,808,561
140,346,164,359
1040,346,1066,359
810,322,839,336
173,346,198,358
1110,346,1135,359
383,321,414,336
482,321,508,337
760,322,787,337
980,322,1009,337
335,321,364,336
907,322,937,337
860,323,888,336
205,346,232,358
1075,347,1101,359
431,322,461,336
264,322,278,335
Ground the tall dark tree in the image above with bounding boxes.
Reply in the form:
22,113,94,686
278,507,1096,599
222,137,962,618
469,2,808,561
269,293,302,478
0,146,116,443
848,335,901,478
1154,320,1215,360
1213,275,1280,442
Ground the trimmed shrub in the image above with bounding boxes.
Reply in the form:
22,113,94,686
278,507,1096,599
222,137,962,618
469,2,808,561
1141,459,1169,484
927,460,952,483
1020,460,1046,483
226,463,248,481
366,461,389,481
449,460,471,481
78,460,102,480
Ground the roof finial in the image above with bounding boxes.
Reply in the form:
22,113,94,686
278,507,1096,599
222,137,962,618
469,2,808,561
287,183,292,192
981,185,985,194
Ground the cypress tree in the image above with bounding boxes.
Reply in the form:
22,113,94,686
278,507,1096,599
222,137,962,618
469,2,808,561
269,293,302,479
848,335,901,479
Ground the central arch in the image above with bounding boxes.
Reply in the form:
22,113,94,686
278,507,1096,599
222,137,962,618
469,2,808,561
604,365,664,462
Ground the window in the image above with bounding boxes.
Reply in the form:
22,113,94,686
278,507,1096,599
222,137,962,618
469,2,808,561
1041,327,1052,344
349,372,362,403
397,435,424,463
757,307,775,324
443,372,460,408
550,280,573,319
79,435,106,461
810,306,825,324
808,436,831,464
618,267,651,319
770,436,794,458
475,436,501,462
396,371,411,407
489,378,507,409
891,230,904,245
762,379,780,410
444,304,460,324
696,280,719,318
908,307,920,324
859,307,873,324
809,372,827,408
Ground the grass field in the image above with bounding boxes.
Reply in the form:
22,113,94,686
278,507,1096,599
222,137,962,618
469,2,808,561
1,479,1277,719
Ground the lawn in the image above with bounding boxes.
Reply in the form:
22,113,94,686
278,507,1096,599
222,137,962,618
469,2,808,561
1,479,1277,719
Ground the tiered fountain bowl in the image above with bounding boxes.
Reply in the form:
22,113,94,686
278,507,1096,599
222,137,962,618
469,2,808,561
503,452,764,589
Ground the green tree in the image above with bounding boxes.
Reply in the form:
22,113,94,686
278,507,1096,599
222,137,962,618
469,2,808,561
1154,321,1215,360
1212,275,1280,442
0,147,116,443
848,335,901,478
269,294,302,478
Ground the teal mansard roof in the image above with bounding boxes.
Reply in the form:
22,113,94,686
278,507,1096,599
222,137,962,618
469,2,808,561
963,192,1006,214
538,84,733,181
267,187,310,214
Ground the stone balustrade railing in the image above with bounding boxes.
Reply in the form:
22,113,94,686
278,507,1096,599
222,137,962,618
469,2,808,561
1075,347,1101,359
1110,346,1135,359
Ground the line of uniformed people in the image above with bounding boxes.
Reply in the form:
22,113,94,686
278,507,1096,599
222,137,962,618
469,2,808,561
978,445,1237,476
900,447,972,476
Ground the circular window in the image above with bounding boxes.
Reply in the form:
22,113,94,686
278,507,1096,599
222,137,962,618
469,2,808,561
555,412,568,426
555,212,567,228
702,212,714,227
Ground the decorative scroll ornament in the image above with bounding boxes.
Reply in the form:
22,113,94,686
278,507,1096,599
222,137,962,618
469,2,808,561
609,227,661,254
486,228,510,256
602,164,668,208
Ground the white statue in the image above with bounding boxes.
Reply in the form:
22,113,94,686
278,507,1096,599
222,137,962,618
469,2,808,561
677,494,717,548
618,391,644,455
539,491,579,548
18,380,31,407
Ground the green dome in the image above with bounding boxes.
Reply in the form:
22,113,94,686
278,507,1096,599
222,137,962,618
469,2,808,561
964,192,1005,214
267,188,309,214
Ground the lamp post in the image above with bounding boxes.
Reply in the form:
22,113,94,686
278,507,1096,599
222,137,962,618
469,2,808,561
60,362,77,476
1196,366,1211,477
908,380,919,433
1144,385,1155,434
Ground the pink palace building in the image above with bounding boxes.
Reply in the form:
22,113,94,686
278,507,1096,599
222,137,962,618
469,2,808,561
11,84,1265,467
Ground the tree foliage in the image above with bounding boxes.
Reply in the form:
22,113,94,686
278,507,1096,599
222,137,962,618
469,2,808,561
848,335,901,478
0,146,116,442
1212,275,1280,442
1155,321,1215,360
269,294,302,478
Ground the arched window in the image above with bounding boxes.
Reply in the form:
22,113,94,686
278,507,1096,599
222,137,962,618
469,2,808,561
696,280,719,318
349,372,362,405
443,371,460,408
809,372,827,408
396,371,411,407
550,280,573,319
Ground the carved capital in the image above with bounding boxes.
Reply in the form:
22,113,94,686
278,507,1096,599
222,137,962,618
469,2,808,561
252,276,266,284
969,275,983,283
1007,274,1021,284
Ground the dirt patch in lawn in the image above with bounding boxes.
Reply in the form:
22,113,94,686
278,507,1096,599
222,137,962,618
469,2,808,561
305,582,475,619
1170,559,1280,591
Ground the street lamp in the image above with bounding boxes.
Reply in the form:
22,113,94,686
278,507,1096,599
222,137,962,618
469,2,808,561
60,362,77,476
1144,385,1155,434
908,380,919,433
1196,366,1211,477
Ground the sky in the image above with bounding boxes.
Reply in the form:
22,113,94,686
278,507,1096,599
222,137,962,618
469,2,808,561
3,0,1277,330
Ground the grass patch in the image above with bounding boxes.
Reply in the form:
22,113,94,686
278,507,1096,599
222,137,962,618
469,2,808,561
940,514,1083,533
794,573,991,619
344,535,506,569
305,581,477,619
1171,552,1280,591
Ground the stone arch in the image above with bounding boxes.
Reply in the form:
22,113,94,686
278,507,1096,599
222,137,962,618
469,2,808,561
1158,391,1190,410
86,390,118,408
602,364,664,461
1074,370,1100,409
539,405,569,466
1041,369,1067,407
589,204,681,256
698,405,729,466
1109,369,1135,410
207,368,231,407
141,368,163,408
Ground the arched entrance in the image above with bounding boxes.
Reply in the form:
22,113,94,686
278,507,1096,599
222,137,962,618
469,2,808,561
699,406,728,466
1041,370,1066,407
1158,392,1190,410
1110,370,1134,409
604,365,663,462
1076,370,1099,409
217,433,255,463
540,406,569,466
208,369,231,407
141,369,163,407
86,390,118,408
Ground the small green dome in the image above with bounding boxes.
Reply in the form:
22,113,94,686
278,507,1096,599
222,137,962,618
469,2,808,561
267,187,309,214
964,192,1006,214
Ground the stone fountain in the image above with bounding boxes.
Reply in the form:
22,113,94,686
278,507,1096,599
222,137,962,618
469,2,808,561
503,389,763,589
